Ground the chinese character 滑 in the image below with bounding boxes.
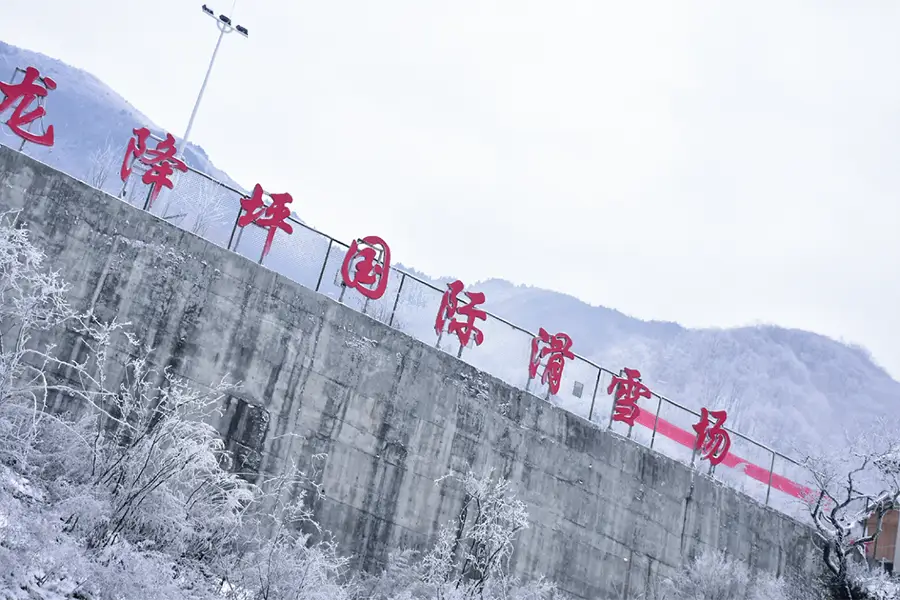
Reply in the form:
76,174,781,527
692,407,731,466
237,183,294,260
435,280,487,348
341,235,392,300
0,66,57,146
607,367,651,427
120,128,188,207
528,328,574,396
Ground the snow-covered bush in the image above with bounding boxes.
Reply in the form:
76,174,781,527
217,464,352,600
661,548,805,600
358,470,558,600
844,560,900,600
0,214,348,599
656,548,837,600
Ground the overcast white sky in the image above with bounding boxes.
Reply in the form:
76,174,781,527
3,1,900,378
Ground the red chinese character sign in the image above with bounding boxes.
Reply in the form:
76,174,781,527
120,128,188,208
692,407,731,466
237,183,295,261
0,66,57,147
528,328,574,396
341,236,391,300
607,367,651,427
435,280,487,348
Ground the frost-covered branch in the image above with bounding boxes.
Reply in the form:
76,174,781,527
86,136,120,192
801,423,900,597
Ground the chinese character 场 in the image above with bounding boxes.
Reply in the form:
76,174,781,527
340,235,392,300
120,128,188,207
435,280,487,348
692,407,731,466
528,328,574,396
237,183,294,260
0,66,57,146
607,367,651,427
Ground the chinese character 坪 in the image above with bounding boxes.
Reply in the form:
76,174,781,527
237,183,294,260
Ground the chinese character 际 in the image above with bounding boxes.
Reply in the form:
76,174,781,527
607,367,651,427
120,128,188,207
237,183,294,260
0,66,57,146
435,280,487,348
692,407,731,466
340,235,392,300
528,328,574,396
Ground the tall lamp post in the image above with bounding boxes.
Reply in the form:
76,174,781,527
181,3,248,151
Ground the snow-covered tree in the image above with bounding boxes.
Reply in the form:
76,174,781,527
186,175,232,237
0,215,346,599
0,211,77,466
801,422,900,598
86,136,120,193
359,470,557,600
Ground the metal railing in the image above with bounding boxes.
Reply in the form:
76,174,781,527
13,139,817,523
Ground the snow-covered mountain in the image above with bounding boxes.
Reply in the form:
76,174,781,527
470,278,899,451
1,39,896,457
0,40,242,191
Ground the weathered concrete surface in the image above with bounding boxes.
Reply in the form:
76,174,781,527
0,146,819,599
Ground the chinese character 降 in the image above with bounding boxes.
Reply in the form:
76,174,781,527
120,128,187,207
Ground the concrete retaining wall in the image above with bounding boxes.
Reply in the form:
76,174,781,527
0,146,819,599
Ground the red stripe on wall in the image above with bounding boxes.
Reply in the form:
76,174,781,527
626,408,812,500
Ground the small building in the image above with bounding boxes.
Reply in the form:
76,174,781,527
863,509,899,574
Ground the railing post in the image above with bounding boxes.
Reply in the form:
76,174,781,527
587,369,602,422
315,240,333,292
141,186,153,211
690,430,700,469
227,205,243,251
9,69,32,153
120,173,130,199
765,451,776,506
649,395,663,449
607,369,622,429
387,272,405,327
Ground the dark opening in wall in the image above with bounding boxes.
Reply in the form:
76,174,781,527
222,395,270,482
